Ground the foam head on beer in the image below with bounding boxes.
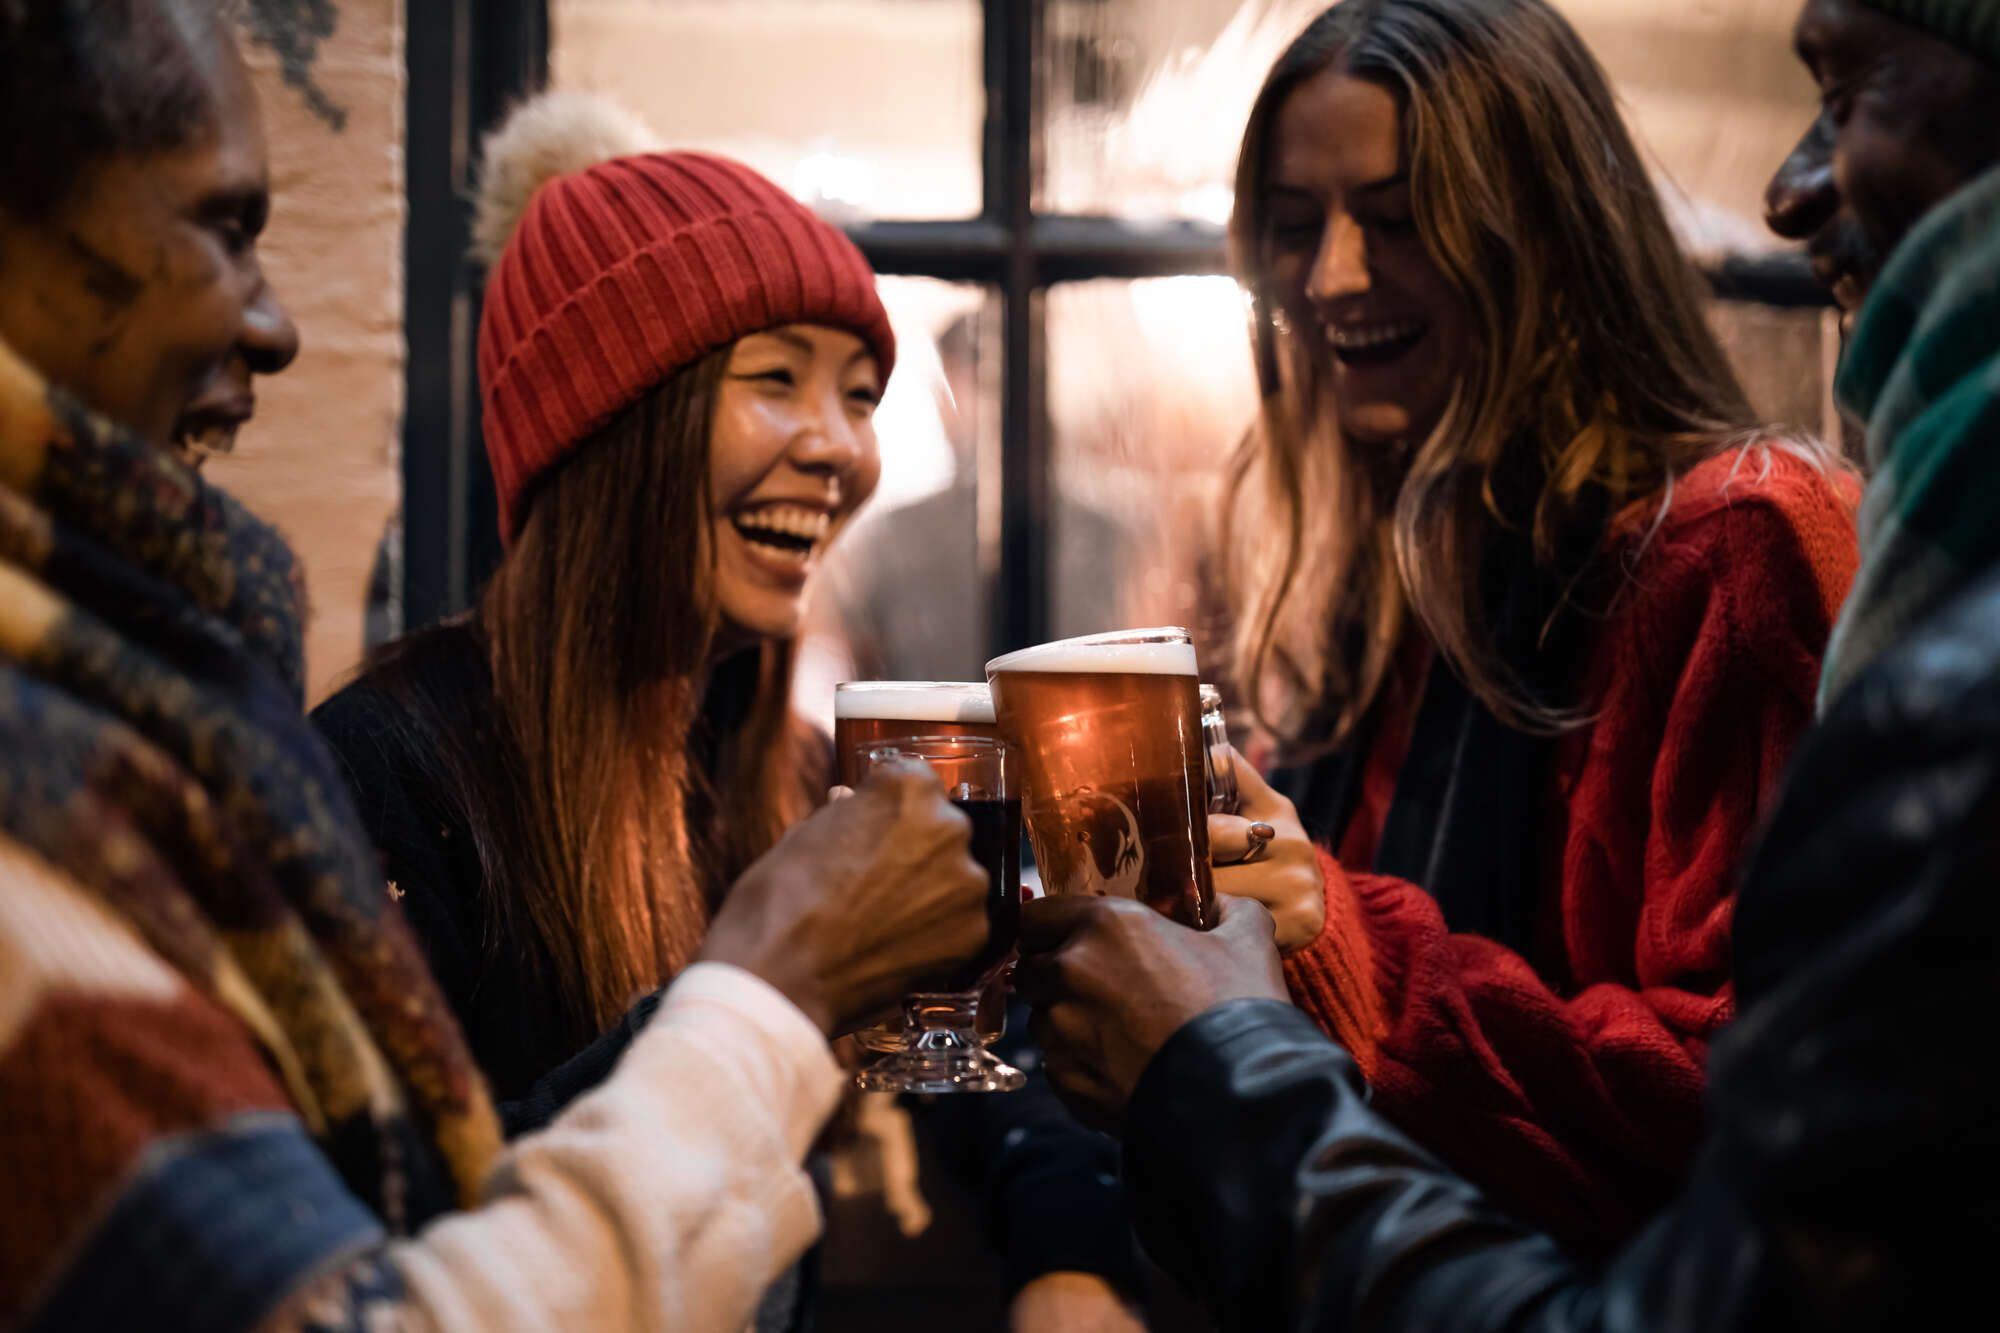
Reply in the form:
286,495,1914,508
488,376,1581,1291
833,681,997,725
833,682,1004,787
983,627,1199,680
985,629,1214,929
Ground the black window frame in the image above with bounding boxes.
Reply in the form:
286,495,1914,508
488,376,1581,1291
402,0,1829,652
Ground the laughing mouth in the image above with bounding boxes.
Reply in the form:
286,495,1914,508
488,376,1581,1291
1325,319,1428,365
731,503,834,566
170,417,244,471
1809,222,1884,317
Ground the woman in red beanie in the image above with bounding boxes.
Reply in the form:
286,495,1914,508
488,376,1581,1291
314,93,1145,1332
1200,0,1861,1259
313,93,892,1110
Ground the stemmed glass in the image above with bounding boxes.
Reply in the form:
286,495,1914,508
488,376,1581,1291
847,734,1025,1094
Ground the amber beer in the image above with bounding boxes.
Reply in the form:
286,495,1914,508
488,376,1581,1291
986,629,1215,929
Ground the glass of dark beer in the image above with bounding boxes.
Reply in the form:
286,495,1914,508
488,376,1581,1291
986,628,1216,929
835,682,1014,1053
845,733,1025,1094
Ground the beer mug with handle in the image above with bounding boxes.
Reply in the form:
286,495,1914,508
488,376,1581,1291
987,628,1216,930
835,681,1013,1054
1200,683,1240,815
844,733,1025,1094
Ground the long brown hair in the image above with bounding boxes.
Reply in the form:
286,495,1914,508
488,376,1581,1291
362,348,819,1044
1223,0,1791,756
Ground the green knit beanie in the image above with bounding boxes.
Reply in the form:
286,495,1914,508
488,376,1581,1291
1859,0,2000,68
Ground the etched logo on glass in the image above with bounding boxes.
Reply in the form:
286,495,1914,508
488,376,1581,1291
1056,786,1145,900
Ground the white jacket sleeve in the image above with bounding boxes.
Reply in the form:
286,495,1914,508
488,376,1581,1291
388,962,843,1332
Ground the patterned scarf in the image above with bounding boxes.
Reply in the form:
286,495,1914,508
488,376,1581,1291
1820,162,2000,709
0,340,500,1231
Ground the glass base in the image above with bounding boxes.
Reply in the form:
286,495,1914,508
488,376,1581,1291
854,992,1024,1094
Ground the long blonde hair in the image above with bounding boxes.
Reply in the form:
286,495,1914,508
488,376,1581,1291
1224,0,1772,756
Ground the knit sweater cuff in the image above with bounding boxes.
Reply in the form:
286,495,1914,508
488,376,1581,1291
1281,849,1389,1080
650,962,844,1162
390,961,844,1330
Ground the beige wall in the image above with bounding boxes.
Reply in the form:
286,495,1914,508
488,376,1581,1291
211,0,404,705
1557,0,1818,251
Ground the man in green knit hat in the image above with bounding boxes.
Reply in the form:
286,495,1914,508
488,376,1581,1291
1770,0,2000,704
1768,0,2000,327
1008,1,2000,1328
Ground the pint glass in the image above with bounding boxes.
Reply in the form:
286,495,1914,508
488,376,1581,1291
986,628,1216,929
844,734,1024,1094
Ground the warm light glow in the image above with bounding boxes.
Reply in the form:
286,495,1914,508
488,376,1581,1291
789,150,880,221
1089,0,1325,221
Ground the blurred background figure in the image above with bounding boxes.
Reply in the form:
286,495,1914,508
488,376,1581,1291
811,310,1132,686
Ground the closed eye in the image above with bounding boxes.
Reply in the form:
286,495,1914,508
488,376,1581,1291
196,188,268,257
1819,55,1886,127
1269,215,1323,246
211,219,252,255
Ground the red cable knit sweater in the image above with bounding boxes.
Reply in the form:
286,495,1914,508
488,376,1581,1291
1282,445,1860,1254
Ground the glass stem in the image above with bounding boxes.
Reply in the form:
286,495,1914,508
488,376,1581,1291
901,990,985,1063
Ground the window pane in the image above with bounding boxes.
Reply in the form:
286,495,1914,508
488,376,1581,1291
1041,0,1819,272
551,0,983,220
1042,0,1296,221
798,279,998,725
1047,278,1259,643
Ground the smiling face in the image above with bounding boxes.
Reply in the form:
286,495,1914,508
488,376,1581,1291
1263,70,1471,451
1765,110,1884,317
0,27,298,463
708,323,883,650
1771,0,2000,312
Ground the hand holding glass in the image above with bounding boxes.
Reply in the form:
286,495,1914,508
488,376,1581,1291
987,628,1216,929
843,733,1025,1094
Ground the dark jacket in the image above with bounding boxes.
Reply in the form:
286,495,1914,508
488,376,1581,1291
311,620,571,1102
311,623,816,1331
1123,569,2000,1331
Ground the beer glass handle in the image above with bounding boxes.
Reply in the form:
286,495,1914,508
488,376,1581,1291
1202,698,1240,816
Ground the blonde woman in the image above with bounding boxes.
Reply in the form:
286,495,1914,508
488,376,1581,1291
1208,0,1860,1254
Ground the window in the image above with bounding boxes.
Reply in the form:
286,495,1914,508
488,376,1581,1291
404,0,1838,669
399,0,1841,1319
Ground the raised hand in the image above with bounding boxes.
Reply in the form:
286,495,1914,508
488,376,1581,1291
702,758,989,1035
1209,745,1327,953
1015,893,1287,1131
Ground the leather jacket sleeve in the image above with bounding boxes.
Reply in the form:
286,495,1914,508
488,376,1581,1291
1123,999,1595,1332
1122,577,2000,1333
1120,996,1944,1333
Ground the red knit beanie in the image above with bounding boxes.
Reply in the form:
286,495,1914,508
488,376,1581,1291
475,98,896,546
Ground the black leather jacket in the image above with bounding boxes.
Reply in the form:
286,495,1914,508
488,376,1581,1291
1123,572,2000,1332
